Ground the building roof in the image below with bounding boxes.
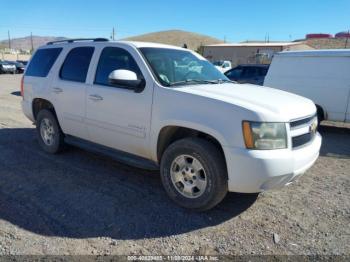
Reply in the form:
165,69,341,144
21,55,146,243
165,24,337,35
277,49,350,57
204,42,303,47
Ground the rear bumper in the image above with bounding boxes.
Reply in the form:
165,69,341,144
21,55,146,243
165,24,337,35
0,68,16,73
224,132,322,193
21,100,35,122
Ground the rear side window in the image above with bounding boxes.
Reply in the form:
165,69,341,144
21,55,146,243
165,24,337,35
25,48,62,77
60,47,94,83
94,47,142,86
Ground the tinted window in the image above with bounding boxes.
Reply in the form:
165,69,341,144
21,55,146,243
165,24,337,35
242,67,259,77
60,47,94,82
226,68,243,79
259,67,268,76
95,47,142,86
25,48,62,77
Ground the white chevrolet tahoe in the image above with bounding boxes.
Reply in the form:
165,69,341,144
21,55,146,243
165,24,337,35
21,38,322,211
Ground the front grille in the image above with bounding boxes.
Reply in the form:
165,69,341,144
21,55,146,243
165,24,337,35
292,132,315,148
290,114,316,129
290,114,317,149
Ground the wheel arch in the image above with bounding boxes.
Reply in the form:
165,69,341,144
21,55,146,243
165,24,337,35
32,98,57,122
156,125,227,165
315,104,325,122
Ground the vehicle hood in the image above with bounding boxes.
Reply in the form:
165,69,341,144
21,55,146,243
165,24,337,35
176,83,316,121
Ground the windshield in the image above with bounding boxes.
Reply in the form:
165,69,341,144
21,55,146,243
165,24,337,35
213,61,224,66
140,48,230,87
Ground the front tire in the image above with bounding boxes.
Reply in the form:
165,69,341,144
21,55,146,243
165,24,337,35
160,138,228,211
36,109,65,154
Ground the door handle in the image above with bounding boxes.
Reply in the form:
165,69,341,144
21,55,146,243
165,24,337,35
89,94,103,101
53,87,63,94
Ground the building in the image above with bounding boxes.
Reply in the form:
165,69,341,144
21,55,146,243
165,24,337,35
203,42,314,66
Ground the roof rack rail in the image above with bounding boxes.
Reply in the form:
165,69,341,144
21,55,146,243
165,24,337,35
47,38,109,45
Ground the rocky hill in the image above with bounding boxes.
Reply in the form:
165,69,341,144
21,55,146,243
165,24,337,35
0,36,67,50
124,30,223,50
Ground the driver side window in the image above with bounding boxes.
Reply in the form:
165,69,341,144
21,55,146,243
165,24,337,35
95,47,143,86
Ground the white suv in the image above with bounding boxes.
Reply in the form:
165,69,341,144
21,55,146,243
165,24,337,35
21,38,322,211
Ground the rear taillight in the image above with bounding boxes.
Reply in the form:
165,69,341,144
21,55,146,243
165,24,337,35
20,76,24,97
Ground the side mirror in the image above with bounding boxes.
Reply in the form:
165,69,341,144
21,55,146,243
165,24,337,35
108,69,145,93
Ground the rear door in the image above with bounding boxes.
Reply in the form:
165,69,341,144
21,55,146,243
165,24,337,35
51,46,94,139
85,45,154,158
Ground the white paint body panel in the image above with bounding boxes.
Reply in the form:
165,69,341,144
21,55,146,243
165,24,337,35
21,41,322,193
264,49,350,122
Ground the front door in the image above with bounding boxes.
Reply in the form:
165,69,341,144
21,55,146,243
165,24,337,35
85,46,153,158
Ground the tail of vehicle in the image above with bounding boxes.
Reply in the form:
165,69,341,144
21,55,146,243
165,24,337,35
20,75,24,97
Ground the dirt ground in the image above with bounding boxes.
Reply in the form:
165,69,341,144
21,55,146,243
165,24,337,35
0,74,349,256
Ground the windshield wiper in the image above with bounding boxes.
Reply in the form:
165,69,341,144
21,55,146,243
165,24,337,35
169,79,224,87
211,79,238,84
169,79,219,87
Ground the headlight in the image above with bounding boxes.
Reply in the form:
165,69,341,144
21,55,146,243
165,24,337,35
242,121,287,150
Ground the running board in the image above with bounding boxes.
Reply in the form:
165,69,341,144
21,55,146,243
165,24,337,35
64,135,159,171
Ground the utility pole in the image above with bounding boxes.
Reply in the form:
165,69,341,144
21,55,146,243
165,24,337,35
8,30,11,49
224,35,226,43
345,30,349,49
112,27,115,40
30,32,34,52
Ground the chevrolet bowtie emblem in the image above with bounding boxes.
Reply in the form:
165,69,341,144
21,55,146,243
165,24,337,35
309,120,317,134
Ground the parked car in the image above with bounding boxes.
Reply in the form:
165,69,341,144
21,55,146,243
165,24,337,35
264,50,350,123
0,60,16,74
6,61,25,74
21,38,321,211
225,64,269,85
16,60,28,66
213,60,232,73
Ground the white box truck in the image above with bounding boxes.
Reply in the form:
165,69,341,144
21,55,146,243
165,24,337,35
264,49,350,123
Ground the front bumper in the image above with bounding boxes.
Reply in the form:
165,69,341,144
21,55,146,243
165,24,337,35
224,132,322,193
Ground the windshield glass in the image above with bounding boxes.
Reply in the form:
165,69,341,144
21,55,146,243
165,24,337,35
140,48,229,87
213,61,224,66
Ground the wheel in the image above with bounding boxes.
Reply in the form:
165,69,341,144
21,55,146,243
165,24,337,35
160,138,228,211
36,109,65,154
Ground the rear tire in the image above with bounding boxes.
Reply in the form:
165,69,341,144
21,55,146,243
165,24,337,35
160,138,228,211
36,109,65,154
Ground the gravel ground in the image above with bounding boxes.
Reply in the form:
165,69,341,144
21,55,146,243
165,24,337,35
0,74,349,256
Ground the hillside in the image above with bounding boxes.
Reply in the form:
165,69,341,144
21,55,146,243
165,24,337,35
0,36,67,50
124,30,223,50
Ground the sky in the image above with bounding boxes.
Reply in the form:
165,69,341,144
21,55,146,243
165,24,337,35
0,0,349,42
